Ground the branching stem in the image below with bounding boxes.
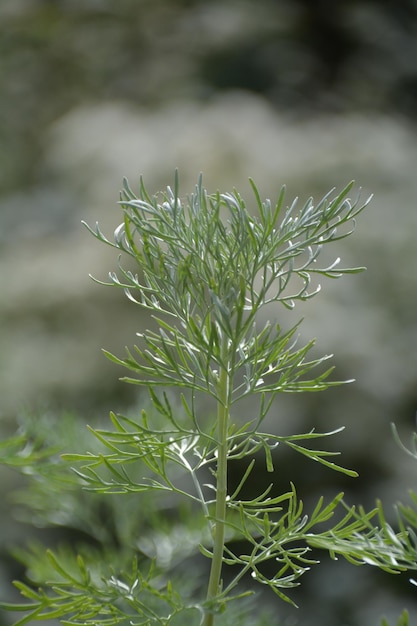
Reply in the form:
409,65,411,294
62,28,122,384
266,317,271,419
203,338,231,626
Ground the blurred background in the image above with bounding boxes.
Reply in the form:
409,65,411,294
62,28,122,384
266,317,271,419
0,0,416,624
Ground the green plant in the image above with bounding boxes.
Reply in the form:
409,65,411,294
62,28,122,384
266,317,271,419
1,173,416,626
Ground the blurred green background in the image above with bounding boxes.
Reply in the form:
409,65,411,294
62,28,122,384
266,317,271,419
0,1,417,624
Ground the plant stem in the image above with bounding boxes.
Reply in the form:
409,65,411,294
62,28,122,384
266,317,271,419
203,339,231,626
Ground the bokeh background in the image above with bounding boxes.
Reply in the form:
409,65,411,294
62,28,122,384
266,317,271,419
0,1,417,624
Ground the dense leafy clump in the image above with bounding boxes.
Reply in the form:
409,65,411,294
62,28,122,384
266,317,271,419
1,174,417,626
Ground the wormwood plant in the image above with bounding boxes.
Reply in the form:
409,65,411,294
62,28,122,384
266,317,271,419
2,174,416,626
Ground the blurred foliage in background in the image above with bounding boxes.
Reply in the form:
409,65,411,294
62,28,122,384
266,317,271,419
0,1,417,625
2,0,417,195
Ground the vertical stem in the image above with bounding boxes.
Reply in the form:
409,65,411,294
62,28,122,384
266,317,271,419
202,340,231,626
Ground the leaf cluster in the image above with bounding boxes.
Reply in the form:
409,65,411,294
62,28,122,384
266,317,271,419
60,400,416,608
1,550,200,626
2,175,416,626
84,173,369,401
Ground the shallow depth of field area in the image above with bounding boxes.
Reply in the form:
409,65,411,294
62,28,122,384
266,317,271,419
0,3,416,625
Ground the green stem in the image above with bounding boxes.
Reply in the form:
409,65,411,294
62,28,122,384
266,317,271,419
203,340,231,626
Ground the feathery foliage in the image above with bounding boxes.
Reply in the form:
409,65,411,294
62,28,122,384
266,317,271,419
2,174,416,626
